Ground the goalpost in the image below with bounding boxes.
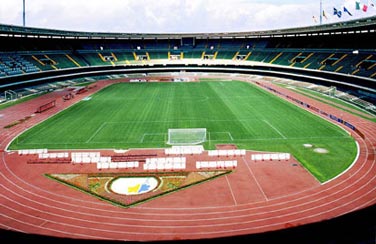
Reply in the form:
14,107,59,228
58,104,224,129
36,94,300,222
4,90,17,101
167,128,207,145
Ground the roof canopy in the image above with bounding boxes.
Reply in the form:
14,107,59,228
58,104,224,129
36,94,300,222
0,16,375,40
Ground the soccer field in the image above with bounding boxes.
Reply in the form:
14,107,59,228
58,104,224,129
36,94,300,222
10,80,357,182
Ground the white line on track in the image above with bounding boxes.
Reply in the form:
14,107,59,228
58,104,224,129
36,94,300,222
224,175,237,206
241,157,268,201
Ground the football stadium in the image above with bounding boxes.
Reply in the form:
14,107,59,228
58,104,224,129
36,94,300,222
0,2,375,244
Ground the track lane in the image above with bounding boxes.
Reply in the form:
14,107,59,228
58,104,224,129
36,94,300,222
0,76,374,241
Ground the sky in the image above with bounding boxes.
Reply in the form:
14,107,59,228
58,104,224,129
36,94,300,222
0,0,375,33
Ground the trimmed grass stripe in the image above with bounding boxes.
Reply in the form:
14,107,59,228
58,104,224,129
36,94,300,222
10,80,357,182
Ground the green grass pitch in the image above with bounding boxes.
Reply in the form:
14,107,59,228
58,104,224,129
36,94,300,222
10,80,357,182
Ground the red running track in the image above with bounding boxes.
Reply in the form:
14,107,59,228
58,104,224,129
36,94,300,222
0,77,375,242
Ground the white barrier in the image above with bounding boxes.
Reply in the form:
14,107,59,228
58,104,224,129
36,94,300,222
165,145,204,155
196,160,237,169
251,153,290,161
71,152,101,163
38,152,69,159
144,157,186,170
18,148,48,155
97,161,139,169
208,149,246,157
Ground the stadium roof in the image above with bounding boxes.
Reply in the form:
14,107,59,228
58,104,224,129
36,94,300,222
0,16,375,40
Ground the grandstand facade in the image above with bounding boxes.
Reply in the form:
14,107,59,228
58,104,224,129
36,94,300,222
0,16,375,108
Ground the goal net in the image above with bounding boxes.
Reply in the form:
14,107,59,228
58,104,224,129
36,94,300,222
167,128,207,145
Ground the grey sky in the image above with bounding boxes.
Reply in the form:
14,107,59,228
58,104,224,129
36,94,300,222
0,0,375,33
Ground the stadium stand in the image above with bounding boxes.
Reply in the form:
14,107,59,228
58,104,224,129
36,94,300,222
0,17,375,108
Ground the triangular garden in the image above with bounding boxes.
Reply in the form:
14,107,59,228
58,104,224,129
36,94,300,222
46,170,232,208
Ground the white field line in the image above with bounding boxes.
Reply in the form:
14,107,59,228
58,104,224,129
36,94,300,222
263,119,287,139
103,119,261,124
209,131,234,141
140,133,166,143
227,132,234,141
86,122,107,143
20,135,350,145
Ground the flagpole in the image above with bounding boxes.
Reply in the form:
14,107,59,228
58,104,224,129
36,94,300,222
320,0,323,25
23,0,26,26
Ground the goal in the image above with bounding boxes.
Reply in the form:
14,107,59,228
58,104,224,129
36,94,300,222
167,128,207,145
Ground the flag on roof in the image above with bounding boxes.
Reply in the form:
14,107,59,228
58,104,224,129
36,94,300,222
322,10,328,20
363,4,368,12
333,7,342,17
355,1,361,10
356,1,369,12
343,6,353,16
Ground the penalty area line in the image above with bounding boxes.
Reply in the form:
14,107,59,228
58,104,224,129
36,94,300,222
140,133,166,143
86,122,107,143
263,119,287,139
209,131,234,141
